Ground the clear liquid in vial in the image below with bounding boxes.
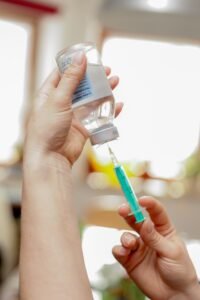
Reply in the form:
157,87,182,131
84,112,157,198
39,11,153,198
73,63,115,132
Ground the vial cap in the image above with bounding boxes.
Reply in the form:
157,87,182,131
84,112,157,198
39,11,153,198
90,124,119,145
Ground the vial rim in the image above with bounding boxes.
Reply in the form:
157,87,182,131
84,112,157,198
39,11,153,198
56,42,95,61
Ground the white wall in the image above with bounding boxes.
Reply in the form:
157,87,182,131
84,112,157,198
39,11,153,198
36,0,200,87
34,0,200,239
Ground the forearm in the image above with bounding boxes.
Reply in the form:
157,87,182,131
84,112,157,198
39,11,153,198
20,151,93,300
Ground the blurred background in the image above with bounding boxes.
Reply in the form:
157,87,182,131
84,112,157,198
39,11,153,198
0,0,200,299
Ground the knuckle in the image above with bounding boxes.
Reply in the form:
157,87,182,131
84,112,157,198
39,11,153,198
53,91,71,109
63,65,82,83
54,90,65,101
120,233,127,245
121,232,128,241
172,240,186,259
149,231,161,247
112,245,118,255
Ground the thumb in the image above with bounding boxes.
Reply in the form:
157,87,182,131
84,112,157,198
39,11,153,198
140,219,173,256
55,51,87,108
112,245,131,267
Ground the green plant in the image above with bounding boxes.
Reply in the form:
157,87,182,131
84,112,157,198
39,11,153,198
92,263,145,300
102,277,145,300
185,150,200,178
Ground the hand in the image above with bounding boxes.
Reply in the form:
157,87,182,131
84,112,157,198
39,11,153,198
113,196,200,300
25,52,123,166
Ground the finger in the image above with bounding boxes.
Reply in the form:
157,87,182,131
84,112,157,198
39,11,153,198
120,232,139,250
109,76,119,90
112,245,131,265
118,196,175,236
139,196,175,235
63,119,89,165
115,102,124,118
55,52,87,107
38,69,60,96
118,203,143,233
139,218,175,257
104,66,111,76
118,201,176,257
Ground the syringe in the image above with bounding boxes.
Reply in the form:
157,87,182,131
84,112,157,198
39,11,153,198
108,145,145,223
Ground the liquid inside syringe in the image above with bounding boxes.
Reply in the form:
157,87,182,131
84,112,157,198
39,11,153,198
108,144,145,223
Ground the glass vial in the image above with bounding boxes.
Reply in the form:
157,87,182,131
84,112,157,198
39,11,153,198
56,42,119,145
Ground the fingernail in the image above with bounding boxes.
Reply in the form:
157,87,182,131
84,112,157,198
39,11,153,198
119,203,127,209
73,51,84,65
127,212,134,217
112,75,119,82
119,247,128,256
124,234,133,245
146,220,154,234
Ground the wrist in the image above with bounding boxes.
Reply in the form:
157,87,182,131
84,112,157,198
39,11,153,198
170,282,200,300
23,146,71,175
183,281,200,300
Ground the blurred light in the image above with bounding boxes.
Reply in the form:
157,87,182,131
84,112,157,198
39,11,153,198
195,175,200,194
129,177,143,193
176,165,186,180
93,142,113,165
129,161,146,176
0,20,30,162
186,240,200,280
143,179,167,197
147,0,168,9
168,181,185,198
0,168,9,182
98,38,200,174
92,291,101,300
0,146,13,163
82,226,120,281
90,195,123,210
87,172,110,189
148,161,182,179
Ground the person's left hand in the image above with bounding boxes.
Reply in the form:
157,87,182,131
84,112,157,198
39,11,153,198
25,52,122,166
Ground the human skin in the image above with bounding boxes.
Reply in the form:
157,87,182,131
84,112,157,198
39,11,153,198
113,196,200,300
20,51,122,300
20,50,200,300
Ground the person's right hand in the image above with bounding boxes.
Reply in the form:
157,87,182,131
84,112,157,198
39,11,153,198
113,196,200,300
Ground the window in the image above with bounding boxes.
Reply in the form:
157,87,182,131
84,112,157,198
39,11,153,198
0,19,32,163
92,37,200,180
